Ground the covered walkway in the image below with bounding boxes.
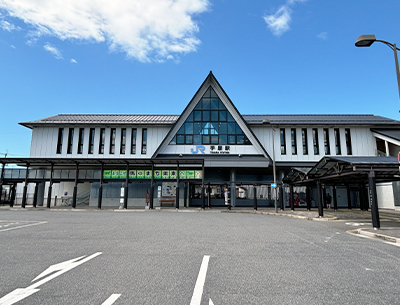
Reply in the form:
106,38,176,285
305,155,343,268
283,156,400,229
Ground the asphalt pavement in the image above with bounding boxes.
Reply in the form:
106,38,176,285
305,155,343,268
1,206,400,304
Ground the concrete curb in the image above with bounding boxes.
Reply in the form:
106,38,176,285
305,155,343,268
222,209,337,221
355,228,400,244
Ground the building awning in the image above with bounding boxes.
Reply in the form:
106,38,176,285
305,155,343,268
0,157,204,168
371,128,400,146
283,156,400,185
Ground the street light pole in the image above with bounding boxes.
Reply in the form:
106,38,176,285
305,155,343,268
355,35,400,110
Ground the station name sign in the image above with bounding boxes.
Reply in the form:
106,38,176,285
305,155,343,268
103,169,202,180
191,145,231,155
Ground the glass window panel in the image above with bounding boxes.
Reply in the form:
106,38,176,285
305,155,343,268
210,87,218,98
219,100,226,110
211,135,219,144
237,135,244,144
177,135,185,144
228,135,236,144
219,135,227,145
194,111,201,121
186,113,193,122
210,123,218,134
228,123,236,134
202,99,211,110
185,122,193,134
177,124,185,134
170,136,176,145
227,112,235,122
211,111,218,121
219,111,227,121
194,123,202,134
185,135,193,144
202,111,210,121
202,135,210,144
195,102,201,110
219,122,227,134
201,123,209,134
235,123,244,134
244,136,251,145
211,99,219,109
194,135,201,144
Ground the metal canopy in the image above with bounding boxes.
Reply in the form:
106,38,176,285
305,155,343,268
283,156,400,185
0,157,204,168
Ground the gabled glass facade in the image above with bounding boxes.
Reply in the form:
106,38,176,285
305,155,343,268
170,86,251,145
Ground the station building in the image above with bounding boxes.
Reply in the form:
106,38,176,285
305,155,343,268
1,72,400,212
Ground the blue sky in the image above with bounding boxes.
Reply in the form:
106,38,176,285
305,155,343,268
1,0,400,157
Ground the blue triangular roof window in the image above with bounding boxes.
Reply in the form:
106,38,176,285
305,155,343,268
170,86,251,145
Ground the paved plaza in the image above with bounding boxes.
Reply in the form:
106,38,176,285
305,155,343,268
0,208,400,305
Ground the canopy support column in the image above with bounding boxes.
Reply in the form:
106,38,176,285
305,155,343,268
72,163,79,209
22,163,29,208
176,163,180,210
201,162,205,210
290,184,294,211
253,184,257,211
47,163,53,209
317,180,323,217
150,163,154,209
368,171,380,229
123,163,129,209
98,163,103,209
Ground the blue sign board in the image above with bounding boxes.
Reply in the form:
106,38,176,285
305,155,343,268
271,183,277,188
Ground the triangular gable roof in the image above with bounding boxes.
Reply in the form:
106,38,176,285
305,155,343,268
152,72,271,161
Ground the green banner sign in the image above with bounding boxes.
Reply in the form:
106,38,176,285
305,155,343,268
187,170,195,179
129,170,136,179
119,170,127,179
136,170,145,179
103,170,111,179
179,170,187,179
162,170,169,179
103,169,202,179
154,170,162,179
145,170,152,179
111,170,120,179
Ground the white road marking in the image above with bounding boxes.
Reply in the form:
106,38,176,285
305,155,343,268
0,221,47,232
209,298,214,305
190,255,210,305
101,294,121,305
0,252,102,305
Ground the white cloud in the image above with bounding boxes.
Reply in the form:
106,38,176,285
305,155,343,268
0,0,209,62
263,0,306,37
70,58,77,64
317,32,327,40
43,43,63,59
0,19,20,31
264,6,291,37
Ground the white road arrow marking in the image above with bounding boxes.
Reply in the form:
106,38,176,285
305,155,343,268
0,252,102,305
31,255,86,282
102,294,121,305
190,255,210,305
